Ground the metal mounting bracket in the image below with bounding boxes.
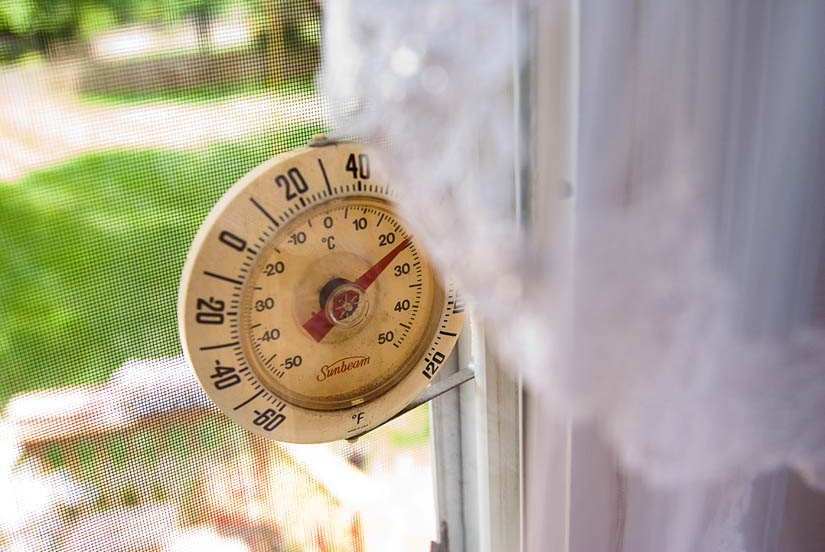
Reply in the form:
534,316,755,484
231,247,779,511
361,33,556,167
307,134,338,147
346,366,476,442
430,521,450,552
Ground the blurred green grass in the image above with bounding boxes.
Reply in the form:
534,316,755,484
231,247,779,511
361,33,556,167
77,75,316,106
386,403,430,447
0,123,325,407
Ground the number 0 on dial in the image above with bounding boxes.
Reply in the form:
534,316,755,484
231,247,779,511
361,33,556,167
178,140,464,443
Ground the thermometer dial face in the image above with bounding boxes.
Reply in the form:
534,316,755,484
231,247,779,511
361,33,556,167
178,141,464,443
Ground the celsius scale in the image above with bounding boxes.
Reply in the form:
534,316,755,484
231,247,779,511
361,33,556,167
178,137,465,443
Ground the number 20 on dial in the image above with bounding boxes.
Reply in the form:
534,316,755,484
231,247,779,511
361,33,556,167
178,139,464,443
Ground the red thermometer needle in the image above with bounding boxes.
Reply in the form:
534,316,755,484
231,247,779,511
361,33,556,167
302,235,413,342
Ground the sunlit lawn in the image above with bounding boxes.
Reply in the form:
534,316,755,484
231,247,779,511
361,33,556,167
78,75,316,105
0,124,324,406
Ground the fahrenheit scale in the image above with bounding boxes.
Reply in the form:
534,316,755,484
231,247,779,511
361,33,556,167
178,139,464,443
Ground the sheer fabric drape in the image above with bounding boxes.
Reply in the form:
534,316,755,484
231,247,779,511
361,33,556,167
324,1,825,550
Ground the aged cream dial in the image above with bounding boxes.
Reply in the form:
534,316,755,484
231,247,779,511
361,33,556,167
178,140,464,443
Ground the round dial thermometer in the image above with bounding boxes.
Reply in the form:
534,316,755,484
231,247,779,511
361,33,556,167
178,140,464,443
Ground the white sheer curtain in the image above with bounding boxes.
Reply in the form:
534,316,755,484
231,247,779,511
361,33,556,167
545,3,825,550
324,1,825,550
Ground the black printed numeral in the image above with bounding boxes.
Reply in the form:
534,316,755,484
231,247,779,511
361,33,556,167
219,230,246,251
264,261,285,276
253,409,286,431
260,328,280,342
254,297,275,312
275,168,309,200
346,153,370,179
196,297,225,324
422,351,446,380
211,362,240,389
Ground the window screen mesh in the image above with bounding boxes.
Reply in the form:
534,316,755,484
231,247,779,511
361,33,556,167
0,2,436,550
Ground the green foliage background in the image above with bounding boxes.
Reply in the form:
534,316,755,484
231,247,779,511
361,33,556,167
0,0,321,64
0,0,239,42
0,124,325,406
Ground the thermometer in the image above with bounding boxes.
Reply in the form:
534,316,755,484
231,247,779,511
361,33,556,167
178,138,463,443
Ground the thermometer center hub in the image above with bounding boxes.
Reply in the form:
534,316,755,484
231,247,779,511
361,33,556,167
325,282,369,328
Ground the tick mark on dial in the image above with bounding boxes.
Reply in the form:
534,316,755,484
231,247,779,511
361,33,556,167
250,197,279,227
199,342,239,351
233,390,263,411
318,158,332,194
204,271,243,286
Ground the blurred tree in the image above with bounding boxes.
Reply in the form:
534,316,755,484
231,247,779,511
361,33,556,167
0,0,118,55
253,0,320,86
0,0,243,60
